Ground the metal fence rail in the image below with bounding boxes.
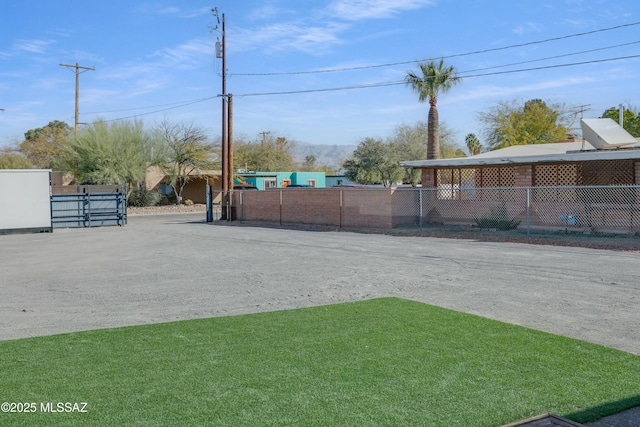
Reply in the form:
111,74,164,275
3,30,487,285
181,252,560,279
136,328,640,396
51,186,127,228
213,185,640,234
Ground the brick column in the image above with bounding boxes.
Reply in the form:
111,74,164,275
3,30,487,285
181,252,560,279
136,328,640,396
421,168,436,188
635,161,640,185
514,165,533,187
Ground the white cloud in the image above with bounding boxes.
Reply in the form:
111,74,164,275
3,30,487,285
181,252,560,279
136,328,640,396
44,29,72,38
231,0,432,57
151,38,213,67
512,22,542,36
448,75,599,104
13,39,55,54
233,23,346,55
327,0,436,21
181,7,212,19
157,6,180,15
134,4,209,18
246,4,283,22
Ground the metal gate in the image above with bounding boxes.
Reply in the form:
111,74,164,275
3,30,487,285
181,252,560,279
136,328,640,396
50,185,127,228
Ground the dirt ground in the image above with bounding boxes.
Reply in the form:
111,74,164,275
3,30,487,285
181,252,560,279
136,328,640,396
129,204,640,253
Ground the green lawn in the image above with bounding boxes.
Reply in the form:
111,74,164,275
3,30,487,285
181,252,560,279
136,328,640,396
1,298,639,426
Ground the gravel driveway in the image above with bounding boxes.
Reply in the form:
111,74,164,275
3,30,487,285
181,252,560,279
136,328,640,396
2,213,639,355
2,213,640,426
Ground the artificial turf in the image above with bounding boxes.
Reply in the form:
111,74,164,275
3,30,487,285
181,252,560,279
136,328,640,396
1,298,639,426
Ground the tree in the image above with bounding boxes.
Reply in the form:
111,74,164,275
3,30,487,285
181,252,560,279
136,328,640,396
342,137,405,186
479,99,569,150
465,133,482,155
20,120,71,168
601,106,640,137
405,59,460,160
389,121,466,185
233,133,296,172
156,120,215,204
0,153,34,169
301,155,317,171
63,119,159,196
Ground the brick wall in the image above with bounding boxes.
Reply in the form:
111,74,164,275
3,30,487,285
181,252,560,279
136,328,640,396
421,168,436,188
233,188,416,228
514,165,533,187
281,189,341,226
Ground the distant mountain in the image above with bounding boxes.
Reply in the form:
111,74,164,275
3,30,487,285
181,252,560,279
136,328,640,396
292,142,357,172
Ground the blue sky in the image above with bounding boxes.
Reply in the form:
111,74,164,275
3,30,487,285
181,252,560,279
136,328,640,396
1,0,639,150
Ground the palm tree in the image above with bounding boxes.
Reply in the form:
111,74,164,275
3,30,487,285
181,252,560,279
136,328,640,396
465,133,482,155
405,59,460,159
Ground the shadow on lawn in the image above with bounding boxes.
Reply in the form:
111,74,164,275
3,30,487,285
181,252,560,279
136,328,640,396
565,394,640,423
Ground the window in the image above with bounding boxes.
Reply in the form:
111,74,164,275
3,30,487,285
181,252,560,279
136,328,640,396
307,179,316,188
264,180,277,189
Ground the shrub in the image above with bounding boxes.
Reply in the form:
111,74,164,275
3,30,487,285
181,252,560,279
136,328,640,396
128,187,161,207
183,199,194,206
474,203,520,230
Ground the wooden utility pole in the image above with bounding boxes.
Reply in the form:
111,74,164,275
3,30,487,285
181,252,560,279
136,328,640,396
60,63,95,134
215,11,229,219
213,8,233,220
227,94,233,195
259,131,270,145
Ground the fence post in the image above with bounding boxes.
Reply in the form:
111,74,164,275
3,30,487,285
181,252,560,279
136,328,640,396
279,190,283,226
419,188,423,232
206,185,213,223
339,189,343,229
526,187,531,239
85,186,91,228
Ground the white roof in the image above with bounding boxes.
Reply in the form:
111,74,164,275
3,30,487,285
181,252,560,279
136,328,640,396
402,118,640,168
401,141,640,168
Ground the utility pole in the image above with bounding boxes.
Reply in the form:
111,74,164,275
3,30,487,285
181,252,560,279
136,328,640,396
60,63,95,134
227,94,233,196
213,8,230,219
259,131,270,145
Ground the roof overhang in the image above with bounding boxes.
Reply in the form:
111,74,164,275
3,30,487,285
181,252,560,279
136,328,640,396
401,119,640,169
400,147,640,169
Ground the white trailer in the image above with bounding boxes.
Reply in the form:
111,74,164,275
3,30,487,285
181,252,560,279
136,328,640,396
0,169,52,234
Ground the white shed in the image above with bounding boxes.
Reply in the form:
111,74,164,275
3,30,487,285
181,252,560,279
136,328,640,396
0,169,52,234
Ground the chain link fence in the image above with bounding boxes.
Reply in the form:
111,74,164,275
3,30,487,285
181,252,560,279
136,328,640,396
210,186,640,234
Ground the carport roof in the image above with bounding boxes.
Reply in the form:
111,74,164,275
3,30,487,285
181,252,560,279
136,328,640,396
400,141,640,169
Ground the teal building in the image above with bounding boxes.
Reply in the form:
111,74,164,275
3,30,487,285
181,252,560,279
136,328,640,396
239,172,326,190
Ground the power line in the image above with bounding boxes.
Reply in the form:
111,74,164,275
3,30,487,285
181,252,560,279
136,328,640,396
98,52,640,116
78,26,640,121
74,41,640,120
229,21,640,76
456,40,640,75
459,54,640,79
100,96,218,123
235,54,640,98
84,97,215,115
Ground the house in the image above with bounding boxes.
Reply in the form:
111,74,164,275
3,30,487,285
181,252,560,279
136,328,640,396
397,118,640,232
145,165,222,204
239,171,326,190
326,175,358,187
400,119,640,189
